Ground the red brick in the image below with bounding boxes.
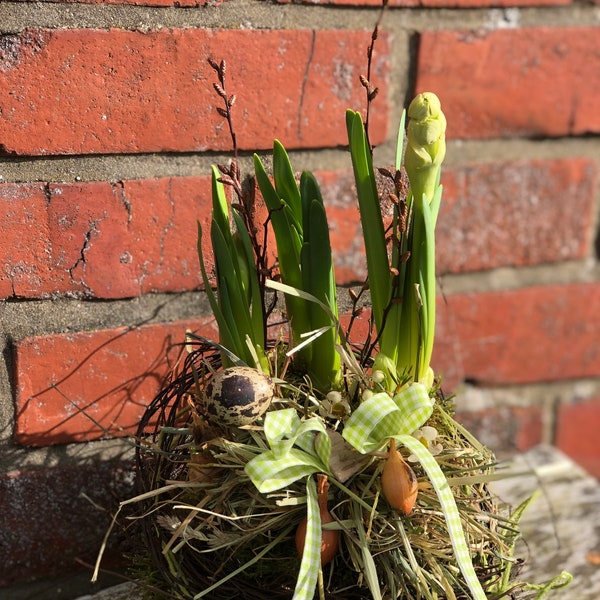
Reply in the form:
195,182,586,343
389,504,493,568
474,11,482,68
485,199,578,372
431,295,464,390
12,0,225,3
315,157,597,282
415,27,600,139
434,283,600,387
437,158,598,273
83,0,223,4
315,170,366,285
0,183,52,298
14,318,218,445
455,405,544,453
5,157,593,300
277,0,570,5
0,28,389,156
0,461,133,586
556,398,600,478
1,177,212,299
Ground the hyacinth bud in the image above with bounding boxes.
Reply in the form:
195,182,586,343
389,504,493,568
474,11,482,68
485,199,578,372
404,92,446,204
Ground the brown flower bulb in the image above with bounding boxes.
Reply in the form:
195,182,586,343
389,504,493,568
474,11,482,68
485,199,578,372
381,438,418,515
295,474,340,565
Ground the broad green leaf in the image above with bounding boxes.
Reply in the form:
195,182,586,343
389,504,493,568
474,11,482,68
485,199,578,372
210,165,231,240
231,210,266,352
301,186,341,389
254,153,311,358
346,109,391,334
254,153,303,273
273,140,302,226
430,183,443,227
211,224,254,331
200,167,268,370
419,194,436,381
197,221,242,366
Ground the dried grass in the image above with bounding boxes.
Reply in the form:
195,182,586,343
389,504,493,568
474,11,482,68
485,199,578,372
121,339,528,600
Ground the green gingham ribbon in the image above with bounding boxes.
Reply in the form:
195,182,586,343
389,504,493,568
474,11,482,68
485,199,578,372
399,434,487,600
244,410,331,600
293,475,321,600
342,383,433,453
341,383,486,600
245,408,331,493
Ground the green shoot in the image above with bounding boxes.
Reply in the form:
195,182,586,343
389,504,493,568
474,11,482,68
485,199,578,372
254,142,341,392
346,93,446,388
197,166,269,373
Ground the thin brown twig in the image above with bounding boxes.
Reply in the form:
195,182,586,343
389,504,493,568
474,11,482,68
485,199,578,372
208,57,277,338
208,58,238,162
361,0,388,155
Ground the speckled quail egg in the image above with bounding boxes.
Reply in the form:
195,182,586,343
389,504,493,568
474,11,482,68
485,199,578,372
204,366,274,426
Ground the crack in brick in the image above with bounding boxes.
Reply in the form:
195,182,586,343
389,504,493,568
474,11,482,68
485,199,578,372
112,180,132,224
67,221,99,296
45,182,93,297
297,30,316,141
7,270,16,298
43,182,52,205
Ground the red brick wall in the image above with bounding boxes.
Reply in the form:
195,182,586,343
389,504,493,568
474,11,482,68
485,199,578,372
1,0,599,590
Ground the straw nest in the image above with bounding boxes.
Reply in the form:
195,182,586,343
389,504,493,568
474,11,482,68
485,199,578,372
125,335,531,600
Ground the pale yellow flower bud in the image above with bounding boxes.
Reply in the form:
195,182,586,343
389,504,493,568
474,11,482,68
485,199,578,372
404,92,446,203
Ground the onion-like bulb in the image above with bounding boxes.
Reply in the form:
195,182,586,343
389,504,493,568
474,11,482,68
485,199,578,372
295,474,339,565
381,438,418,514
